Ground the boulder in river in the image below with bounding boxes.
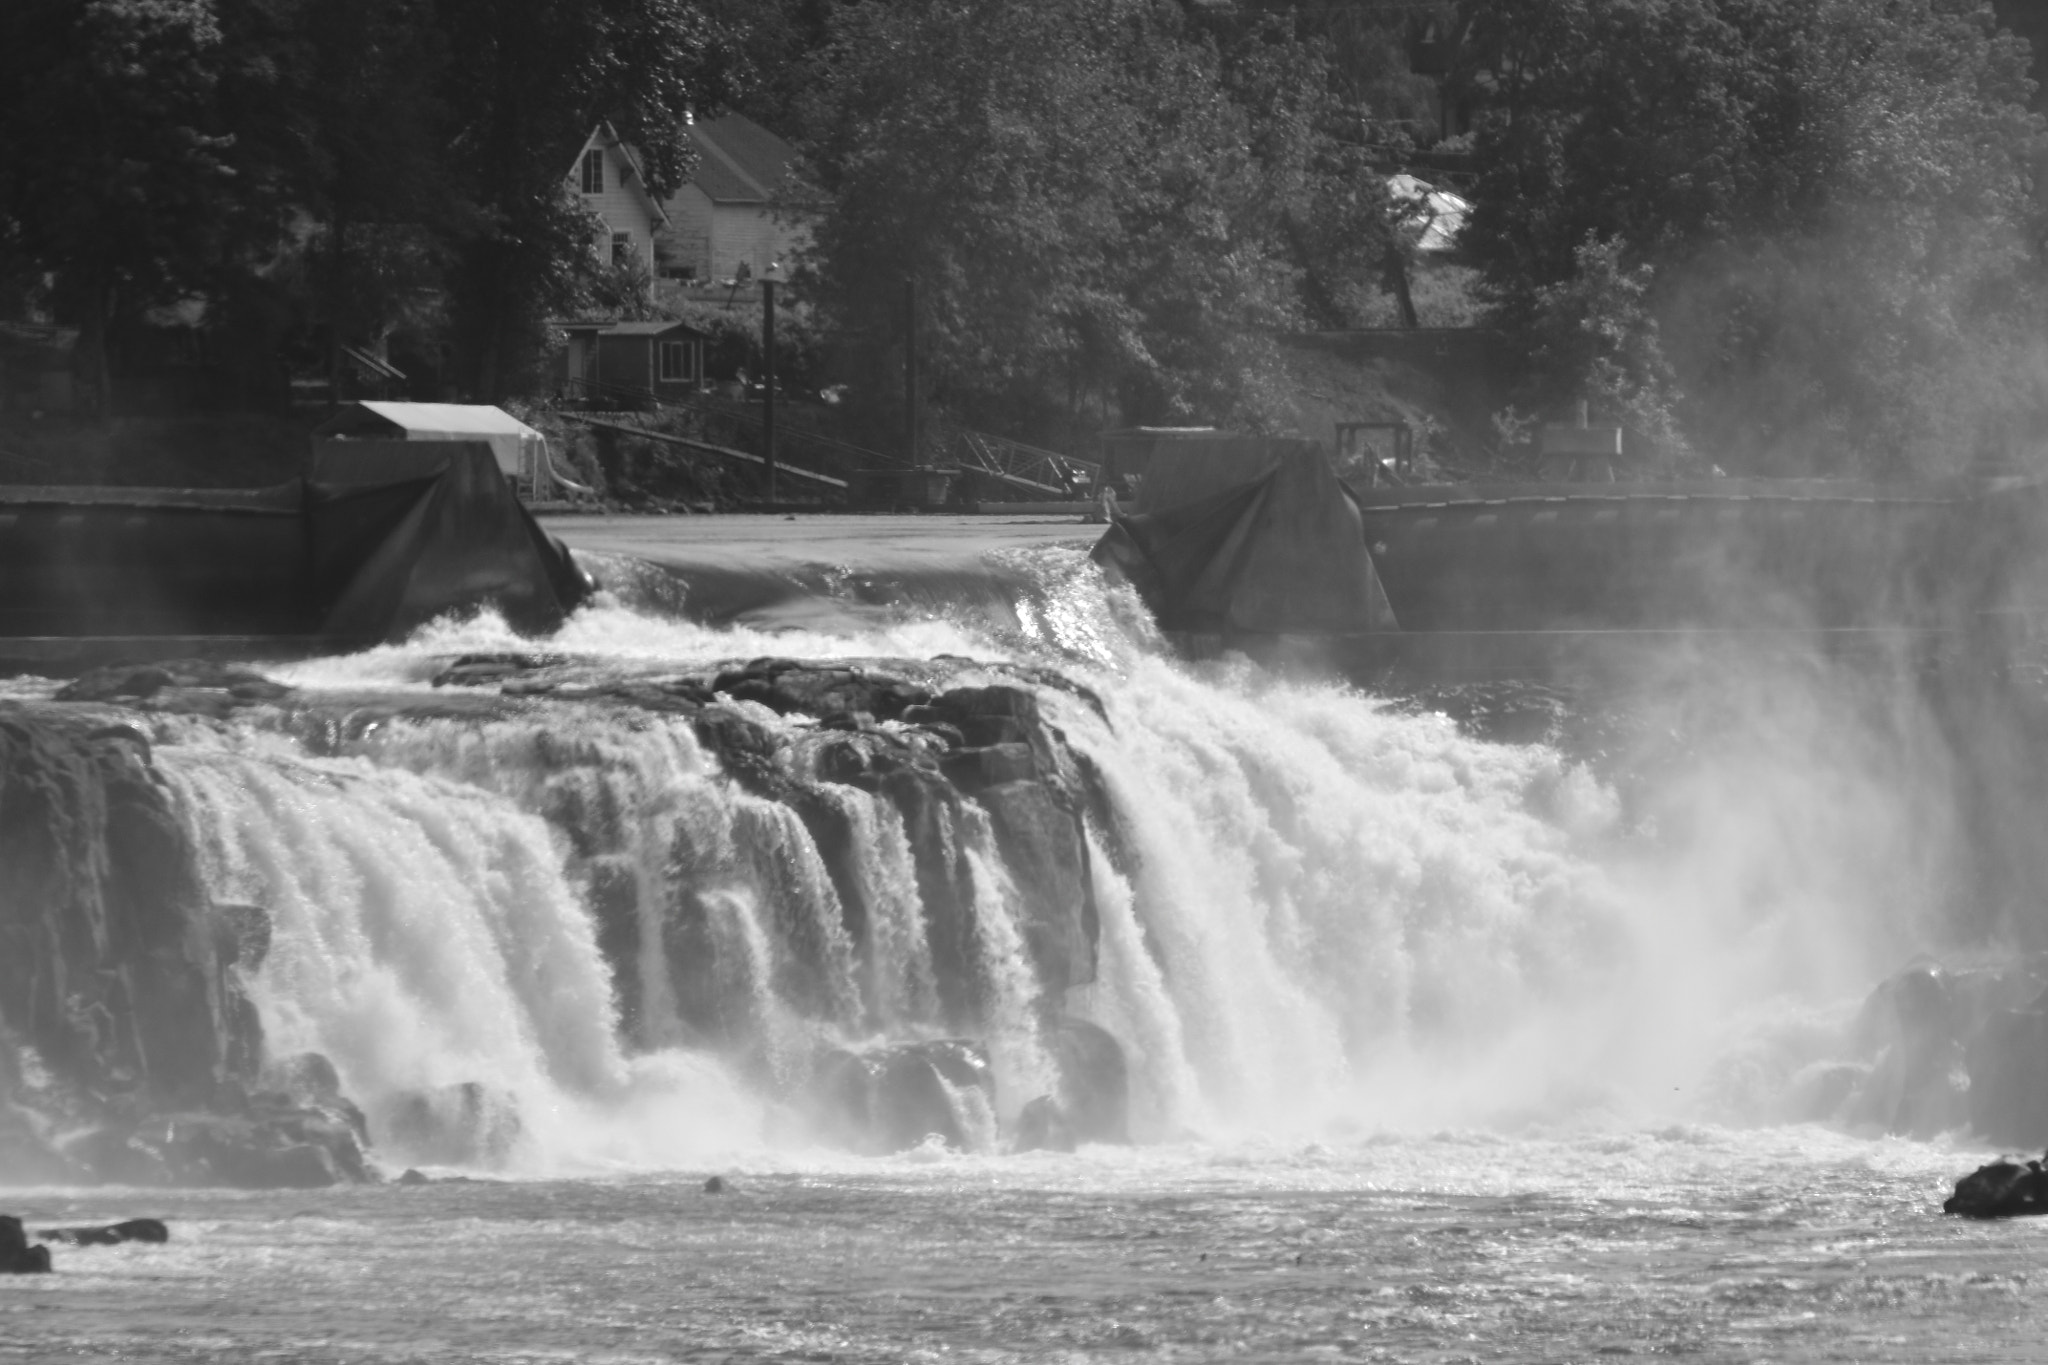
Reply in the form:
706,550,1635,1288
38,1218,169,1246
811,1040,996,1154
1012,1095,1077,1153
1943,1155,2048,1218
0,1216,51,1274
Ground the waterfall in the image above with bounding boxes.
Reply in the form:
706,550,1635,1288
52,545,1970,1175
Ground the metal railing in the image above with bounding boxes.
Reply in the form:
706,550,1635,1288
937,423,1098,498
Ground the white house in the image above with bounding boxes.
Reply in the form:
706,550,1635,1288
656,113,812,287
568,115,813,294
565,123,669,275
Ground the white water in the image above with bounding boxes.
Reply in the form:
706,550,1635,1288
120,546,1970,1173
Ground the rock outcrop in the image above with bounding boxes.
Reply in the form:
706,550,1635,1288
0,1216,51,1274
810,1040,996,1153
0,705,367,1186
39,1218,169,1246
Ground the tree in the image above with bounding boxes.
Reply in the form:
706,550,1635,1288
792,0,1388,437
1461,0,2045,475
428,0,747,399
0,0,236,413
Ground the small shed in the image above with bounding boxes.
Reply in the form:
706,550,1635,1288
558,319,707,407
314,402,558,498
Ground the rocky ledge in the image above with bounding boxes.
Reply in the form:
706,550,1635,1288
4,651,1132,1182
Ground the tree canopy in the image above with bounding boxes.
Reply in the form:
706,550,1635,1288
1459,0,2046,474
788,0,1395,436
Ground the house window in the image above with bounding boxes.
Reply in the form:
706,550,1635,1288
658,340,694,383
581,148,604,194
611,232,632,266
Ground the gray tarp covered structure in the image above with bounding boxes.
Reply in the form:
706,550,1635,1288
0,441,590,654
1092,437,1396,636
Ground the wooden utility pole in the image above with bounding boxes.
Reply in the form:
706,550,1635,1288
762,274,778,503
904,276,921,467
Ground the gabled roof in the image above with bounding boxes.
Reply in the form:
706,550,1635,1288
571,122,671,227
686,114,796,205
556,318,708,338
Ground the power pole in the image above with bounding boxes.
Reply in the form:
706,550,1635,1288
762,273,778,504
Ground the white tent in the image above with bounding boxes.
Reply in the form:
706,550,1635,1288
315,402,566,497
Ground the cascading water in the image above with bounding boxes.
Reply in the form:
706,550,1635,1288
19,543,1994,1177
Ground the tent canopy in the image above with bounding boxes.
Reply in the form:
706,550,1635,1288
315,402,552,493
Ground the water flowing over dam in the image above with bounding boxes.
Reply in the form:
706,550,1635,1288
0,541,2031,1183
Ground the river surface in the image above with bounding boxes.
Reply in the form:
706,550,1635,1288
3,523,2039,1362
4,1133,2039,1363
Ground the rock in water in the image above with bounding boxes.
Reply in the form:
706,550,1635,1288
1943,1156,2048,1217
1012,1095,1077,1153
1050,1018,1129,1143
811,1040,996,1153
38,1218,169,1246
0,1216,52,1273
703,1175,730,1194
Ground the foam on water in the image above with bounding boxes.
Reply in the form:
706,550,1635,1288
121,543,1980,1173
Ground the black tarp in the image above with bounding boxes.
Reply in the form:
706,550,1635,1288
1093,438,1395,636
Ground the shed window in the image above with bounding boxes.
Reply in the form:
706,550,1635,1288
658,340,694,383
581,149,604,194
611,232,632,266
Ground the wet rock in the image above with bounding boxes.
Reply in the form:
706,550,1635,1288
430,654,566,688
0,708,268,1172
1012,1095,1076,1153
397,1168,432,1186
261,1051,370,1149
38,1218,168,1246
812,1040,995,1154
975,783,1097,994
712,659,931,722
381,1082,523,1167
1049,1017,1130,1143
1843,961,2047,1140
703,1175,731,1194
1944,1155,2048,1217
0,1216,51,1274
53,658,291,705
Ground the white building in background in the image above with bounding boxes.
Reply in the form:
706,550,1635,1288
565,123,669,275
568,113,813,296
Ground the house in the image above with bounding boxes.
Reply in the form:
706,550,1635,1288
566,123,669,276
555,318,709,406
568,114,813,294
656,114,812,289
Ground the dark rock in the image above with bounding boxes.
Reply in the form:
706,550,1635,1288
811,1040,996,1154
262,1052,371,1149
940,742,1039,790
0,709,261,1135
703,1175,730,1194
38,1218,169,1246
1944,1156,2048,1217
1049,1017,1130,1143
430,654,565,688
1012,1095,1076,1153
54,659,290,705
0,1217,51,1274
397,1168,431,1185
381,1082,522,1167
975,782,1097,994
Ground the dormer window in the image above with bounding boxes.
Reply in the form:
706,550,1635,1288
581,149,604,194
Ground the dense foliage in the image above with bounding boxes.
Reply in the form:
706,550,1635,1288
3,0,2046,474
787,0,1395,435
0,0,748,408
1459,0,2047,474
